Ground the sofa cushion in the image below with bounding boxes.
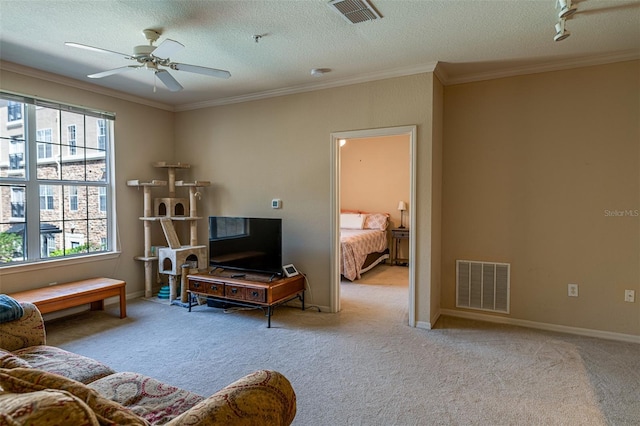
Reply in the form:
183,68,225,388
0,367,148,425
165,370,297,426
0,349,32,369
88,372,205,425
0,302,46,351
13,345,115,384
0,389,100,425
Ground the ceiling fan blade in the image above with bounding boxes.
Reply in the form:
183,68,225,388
152,39,184,59
88,65,140,79
155,69,183,92
171,63,231,79
65,42,131,59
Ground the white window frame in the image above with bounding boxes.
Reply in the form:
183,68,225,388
0,91,116,267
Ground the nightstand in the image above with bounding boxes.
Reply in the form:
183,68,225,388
391,228,409,266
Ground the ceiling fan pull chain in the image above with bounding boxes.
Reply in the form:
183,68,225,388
153,73,157,93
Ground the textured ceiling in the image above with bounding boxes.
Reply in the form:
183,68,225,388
1,0,639,110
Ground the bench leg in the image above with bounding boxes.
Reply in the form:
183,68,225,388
90,300,105,311
119,287,127,319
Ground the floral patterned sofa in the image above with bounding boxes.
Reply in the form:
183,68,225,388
0,301,296,425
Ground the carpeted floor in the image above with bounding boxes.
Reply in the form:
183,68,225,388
45,265,639,425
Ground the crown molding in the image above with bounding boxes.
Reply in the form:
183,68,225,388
441,50,640,86
175,62,439,111
0,61,174,112
3,51,637,113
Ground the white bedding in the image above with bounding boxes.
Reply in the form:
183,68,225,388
340,228,388,281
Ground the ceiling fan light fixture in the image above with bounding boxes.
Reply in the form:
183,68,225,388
66,27,231,93
133,45,155,58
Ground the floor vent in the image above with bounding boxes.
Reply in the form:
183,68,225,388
328,0,382,24
456,260,510,314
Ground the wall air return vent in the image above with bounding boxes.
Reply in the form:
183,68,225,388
456,260,510,314
328,0,382,24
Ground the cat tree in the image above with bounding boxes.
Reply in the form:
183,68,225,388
128,162,210,301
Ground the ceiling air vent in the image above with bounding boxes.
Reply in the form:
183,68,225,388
328,0,382,24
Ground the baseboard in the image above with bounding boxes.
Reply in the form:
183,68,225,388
416,321,433,330
440,308,640,344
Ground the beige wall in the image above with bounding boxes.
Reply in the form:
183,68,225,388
0,69,175,298
442,60,640,336
4,59,634,337
175,73,437,319
430,76,444,325
340,135,410,227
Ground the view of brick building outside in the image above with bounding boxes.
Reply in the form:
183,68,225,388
0,99,110,262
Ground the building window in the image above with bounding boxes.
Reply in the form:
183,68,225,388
97,120,107,150
36,128,53,159
0,93,115,264
10,187,25,218
69,186,78,211
9,137,24,171
7,101,22,122
99,187,106,212
68,124,77,155
39,185,54,210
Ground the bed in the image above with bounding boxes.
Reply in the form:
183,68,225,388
340,212,390,281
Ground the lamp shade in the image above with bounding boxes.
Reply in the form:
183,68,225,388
397,201,407,211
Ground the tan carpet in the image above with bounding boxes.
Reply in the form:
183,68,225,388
45,265,639,425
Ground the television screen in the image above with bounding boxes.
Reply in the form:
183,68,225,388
209,217,282,276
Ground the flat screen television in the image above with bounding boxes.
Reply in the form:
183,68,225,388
209,217,282,277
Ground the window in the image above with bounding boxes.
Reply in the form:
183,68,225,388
97,120,106,150
68,124,77,155
10,187,25,218
69,186,78,211
0,92,114,264
7,101,22,122
99,187,106,212
39,185,54,210
9,137,24,171
36,128,53,159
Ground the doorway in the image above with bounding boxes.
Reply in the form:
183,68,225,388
330,126,417,326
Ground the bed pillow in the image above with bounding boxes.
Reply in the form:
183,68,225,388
340,213,365,229
363,213,389,230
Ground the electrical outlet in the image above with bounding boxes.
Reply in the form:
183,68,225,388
624,290,635,303
568,283,579,297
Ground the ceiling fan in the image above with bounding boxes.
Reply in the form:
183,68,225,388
65,29,231,92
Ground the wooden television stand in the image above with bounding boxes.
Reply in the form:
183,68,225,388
187,270,305,328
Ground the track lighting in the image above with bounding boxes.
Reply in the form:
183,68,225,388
554,18,570,42
554,0,576,41
557,0,577,19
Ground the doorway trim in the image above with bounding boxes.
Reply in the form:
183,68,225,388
330,125,417,326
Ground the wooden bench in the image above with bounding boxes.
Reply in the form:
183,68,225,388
10,277,126,319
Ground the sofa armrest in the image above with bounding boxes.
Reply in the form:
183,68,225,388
0,302,46,351
166,370,296,426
